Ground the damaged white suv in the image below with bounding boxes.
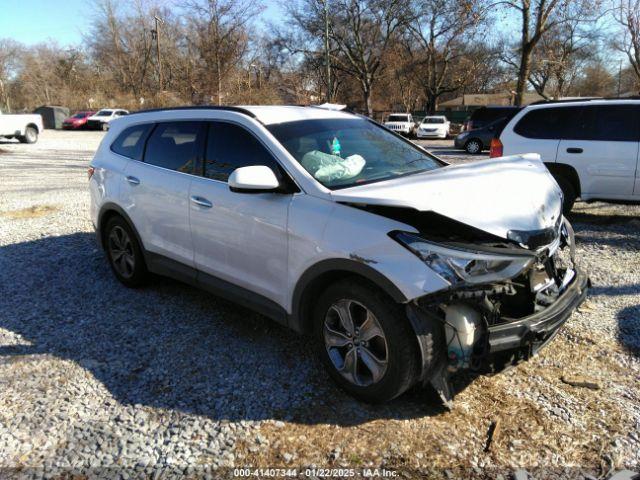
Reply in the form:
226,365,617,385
89,105,588,404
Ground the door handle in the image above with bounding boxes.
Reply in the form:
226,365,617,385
566,148,583,154
126,176,140,185
190,196,213,208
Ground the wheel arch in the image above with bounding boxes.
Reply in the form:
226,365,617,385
26,122,40,133
97,203,145,253
289,259,408,335
544,162,581,197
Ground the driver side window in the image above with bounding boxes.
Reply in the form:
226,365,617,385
203,122,282,182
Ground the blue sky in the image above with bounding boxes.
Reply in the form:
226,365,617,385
0,0,284,46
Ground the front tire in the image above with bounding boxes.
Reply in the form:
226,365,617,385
464,138,482,154
553,175,577,214
313,279,420,403
104,216,148,287
101,123,109,131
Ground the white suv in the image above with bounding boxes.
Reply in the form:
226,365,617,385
383,113,415,137
495,99,640,212
89,105,588,404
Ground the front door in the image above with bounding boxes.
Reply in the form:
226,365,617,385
189,121,292,308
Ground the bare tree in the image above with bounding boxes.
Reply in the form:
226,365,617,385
328,0,410,116
182,0,263,105
613,0,640,87
0,39,20,112
407,0,488,113
502,0,600,105
528,20,597,99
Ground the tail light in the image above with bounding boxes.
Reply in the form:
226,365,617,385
87,167,95,180
489,138,503,158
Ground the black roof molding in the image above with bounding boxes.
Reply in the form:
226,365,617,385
529,96,640,106
128,105,258,118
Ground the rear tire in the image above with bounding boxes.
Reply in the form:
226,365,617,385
313,278,420,403
464,138,482,154
104,216,148,287
18,126,38,144
553,175,577,214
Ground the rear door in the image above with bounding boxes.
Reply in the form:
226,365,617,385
189,121,292,307
557,104,639,198
122,121,205,268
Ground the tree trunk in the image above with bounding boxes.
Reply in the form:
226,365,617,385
216,53,222,106
363,84,373,117
515,44,533,106
426,91,438,114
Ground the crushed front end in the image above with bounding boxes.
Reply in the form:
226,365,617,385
398,217,589,405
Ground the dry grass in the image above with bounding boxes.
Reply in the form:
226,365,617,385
0,205,58,219
236,320,639,477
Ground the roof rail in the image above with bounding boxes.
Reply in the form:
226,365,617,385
529,97,602,106
128,105,258,118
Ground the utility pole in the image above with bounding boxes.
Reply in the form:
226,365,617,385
324,0,332,103
153,15,164,91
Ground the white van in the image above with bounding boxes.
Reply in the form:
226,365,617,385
495,99,640,212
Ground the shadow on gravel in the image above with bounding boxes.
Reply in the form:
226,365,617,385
0,232,445,426
617,305,640,358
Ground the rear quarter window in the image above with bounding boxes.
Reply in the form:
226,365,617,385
110,123,154,160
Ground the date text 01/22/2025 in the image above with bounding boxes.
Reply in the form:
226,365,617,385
233,468,399,477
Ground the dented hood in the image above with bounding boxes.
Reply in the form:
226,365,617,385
330,154,563,240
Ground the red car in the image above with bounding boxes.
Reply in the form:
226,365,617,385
62,111,96,130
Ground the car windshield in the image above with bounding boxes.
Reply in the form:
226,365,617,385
387,115,410,122
96,110,112,117
72,113,88,119
422,118,445,124
267,118,442,189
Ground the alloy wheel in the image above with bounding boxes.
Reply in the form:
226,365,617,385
323,299,388,387
108,226,135,279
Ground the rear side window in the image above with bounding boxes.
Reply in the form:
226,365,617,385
576,105,640,142
203,122,282,182
110,123,153,160
513,107,577,139
144,122,204,173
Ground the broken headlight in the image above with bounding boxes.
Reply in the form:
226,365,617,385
391,231,534,285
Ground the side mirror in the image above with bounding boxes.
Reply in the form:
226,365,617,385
228,165,280,193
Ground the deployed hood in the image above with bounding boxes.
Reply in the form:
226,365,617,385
331,154,563,241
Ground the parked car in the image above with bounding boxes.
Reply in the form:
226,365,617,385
62,111,96,130
87,109,129,130
90,105,588,404
454,117,509,154
0,109,43,143
493,99,640,213
416,115,450,139
462,106,521,132
383,113,415,137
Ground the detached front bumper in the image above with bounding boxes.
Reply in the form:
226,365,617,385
488,267,588,357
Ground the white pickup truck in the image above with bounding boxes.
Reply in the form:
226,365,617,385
0,110,44,144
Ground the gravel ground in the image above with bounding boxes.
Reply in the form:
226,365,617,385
0,130,638,479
